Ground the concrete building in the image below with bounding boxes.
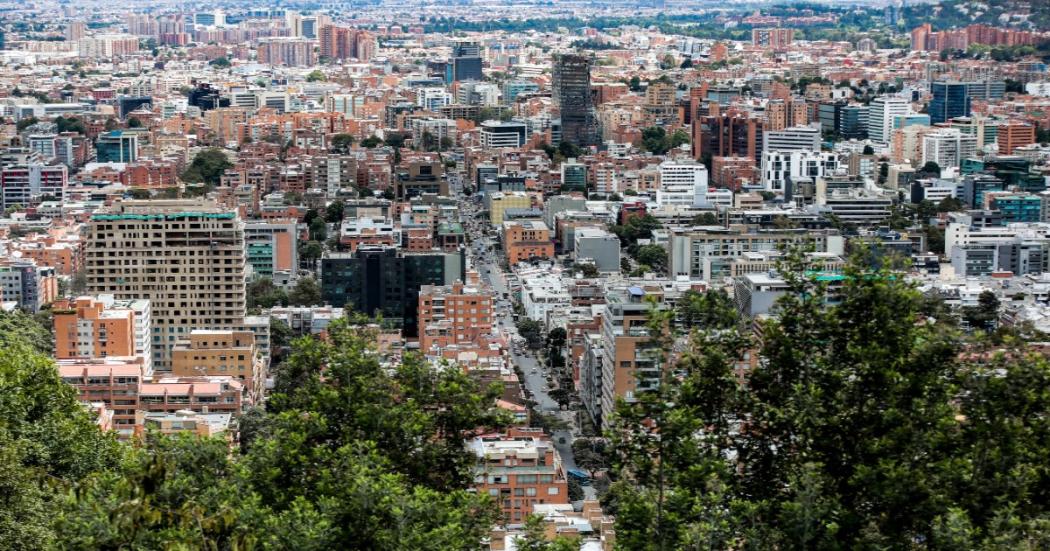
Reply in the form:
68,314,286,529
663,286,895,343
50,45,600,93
922,128,978,170
573,227,621,273
0,162,68,210
762,124,821,152
552,54,597,147
480,120,528,149
867,96,911,144
669,227,842,281
83,200,247,370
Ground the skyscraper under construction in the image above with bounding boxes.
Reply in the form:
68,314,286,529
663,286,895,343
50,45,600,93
553,53,598,148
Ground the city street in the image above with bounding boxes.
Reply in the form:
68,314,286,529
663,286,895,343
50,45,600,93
463,203,593,498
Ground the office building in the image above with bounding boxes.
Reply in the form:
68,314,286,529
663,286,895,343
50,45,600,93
760,150,840,196
762,124,822,152
669,227,841,281
930,81,972,124
450,41,483,82
480,120,528,149
95,131,139,163
999,121,1036,155
320,246,466,337
866,96,911,144
657,161,710,208
83,200,247,370
573,227,621,273
244,220,298,283
503,80,540,103
553,54,597,147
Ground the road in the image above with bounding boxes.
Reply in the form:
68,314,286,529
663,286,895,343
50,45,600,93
463,204,595,499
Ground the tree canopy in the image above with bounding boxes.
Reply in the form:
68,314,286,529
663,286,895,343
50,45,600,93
2,314,510,549
608,249,1050,548
180,148,233,186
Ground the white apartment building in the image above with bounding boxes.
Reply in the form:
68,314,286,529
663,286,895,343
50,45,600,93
760,150,840,194
922,128,978,170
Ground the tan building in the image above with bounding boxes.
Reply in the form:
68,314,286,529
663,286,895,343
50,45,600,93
171,330,265,404
999,121,1035,155
486,191,532,225
503,221,555,265
83,200,247,370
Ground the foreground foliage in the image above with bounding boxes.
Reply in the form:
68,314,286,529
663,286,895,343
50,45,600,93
1,318,508,549
609,252,1050,549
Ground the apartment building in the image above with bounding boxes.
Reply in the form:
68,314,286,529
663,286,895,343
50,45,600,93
171,330,265,404
53,296,136,363
59,358,144,438
468,428,570,524
417,281,494,354
503,221,555,265
83,200,247,370
0,259,57,312
596,285,672,430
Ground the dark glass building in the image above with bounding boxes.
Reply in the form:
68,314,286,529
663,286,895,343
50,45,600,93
930,81,971,124
321,246,465,336
450,41,483,82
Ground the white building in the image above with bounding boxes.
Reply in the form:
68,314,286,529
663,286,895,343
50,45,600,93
922,128,978,170
763,124,822,152
866,96,911,144
480,120,528,149
760,150,840,194
656,161,709,208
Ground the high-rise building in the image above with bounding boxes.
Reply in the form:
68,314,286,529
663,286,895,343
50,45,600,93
257,37,315,67
930,81,972,124
922,128,978,170
553,54,597,147
763,124,822,152
0,162,67,210
866,96,911,144
450,41,483,82
83,200,247,369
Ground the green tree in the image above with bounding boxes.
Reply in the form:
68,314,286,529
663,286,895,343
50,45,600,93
632,245,667,273
288,276,322,307
306,69,325,82
516,318,544,349
309,217,327,242
572,263,600,278
329,133,354,152
209,56,231,68
324,200,345,226
247,277,289,310
15,117,39,132
180,147,232,186
961,290,1000,332
360,136,382,148
676,288,738,330
514,514,581,551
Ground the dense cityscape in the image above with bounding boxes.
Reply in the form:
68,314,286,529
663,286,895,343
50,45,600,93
1,0,1050,548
